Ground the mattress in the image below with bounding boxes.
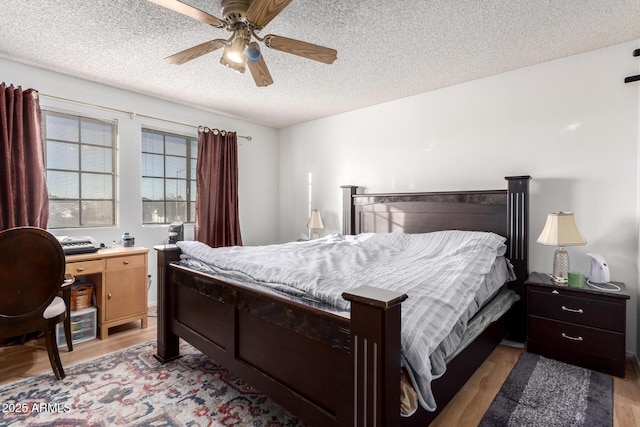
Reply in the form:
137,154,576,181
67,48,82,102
177,230,516,412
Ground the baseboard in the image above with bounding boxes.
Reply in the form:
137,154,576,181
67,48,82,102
501,338,525,349
632,352,640,377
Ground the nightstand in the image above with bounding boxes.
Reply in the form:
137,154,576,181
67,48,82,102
525,272,629,377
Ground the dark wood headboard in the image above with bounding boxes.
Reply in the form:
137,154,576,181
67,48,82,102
341,175,531,339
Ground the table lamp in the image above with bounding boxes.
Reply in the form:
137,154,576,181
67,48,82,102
307,209,324,240
536,212,587,283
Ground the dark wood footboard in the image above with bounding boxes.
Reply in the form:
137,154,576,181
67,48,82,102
155,245,407,427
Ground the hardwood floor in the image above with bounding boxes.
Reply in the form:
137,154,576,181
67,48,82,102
1,310,638,426
0,309,157,386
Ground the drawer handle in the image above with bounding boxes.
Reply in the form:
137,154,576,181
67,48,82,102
123,260,130,265
561,305,584,314
76,267,85,272
108,293,112,300
562,332,584,342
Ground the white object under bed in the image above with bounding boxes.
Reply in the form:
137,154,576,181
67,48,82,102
177,230,517,412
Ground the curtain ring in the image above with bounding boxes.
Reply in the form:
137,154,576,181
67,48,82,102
198,126,230,136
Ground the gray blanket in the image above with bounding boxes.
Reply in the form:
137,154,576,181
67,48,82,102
178,230,513,411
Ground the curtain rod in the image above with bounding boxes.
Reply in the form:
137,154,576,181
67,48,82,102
39,93,252,141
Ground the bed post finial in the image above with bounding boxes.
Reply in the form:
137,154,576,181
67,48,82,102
341,185,358,235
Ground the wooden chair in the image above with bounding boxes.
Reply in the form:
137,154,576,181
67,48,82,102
0,226,72,380
59,277,74,351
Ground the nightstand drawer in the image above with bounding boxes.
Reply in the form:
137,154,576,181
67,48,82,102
528,316,624,360
528,288,624,332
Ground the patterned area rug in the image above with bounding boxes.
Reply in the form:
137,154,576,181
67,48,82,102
0,340,305,426
479,352,613,427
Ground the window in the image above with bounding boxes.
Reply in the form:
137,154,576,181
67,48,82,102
43,111,117,228
141,128,197,224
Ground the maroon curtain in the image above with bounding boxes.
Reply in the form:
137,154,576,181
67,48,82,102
195,127,242,247
0,83,48,230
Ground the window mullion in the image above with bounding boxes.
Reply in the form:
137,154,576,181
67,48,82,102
77,116,83,227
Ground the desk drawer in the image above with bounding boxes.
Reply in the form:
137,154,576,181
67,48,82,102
106,254,146,270
528,288,623,332
66,259,104,275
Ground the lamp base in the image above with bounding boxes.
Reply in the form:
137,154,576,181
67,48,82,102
552,246,570,283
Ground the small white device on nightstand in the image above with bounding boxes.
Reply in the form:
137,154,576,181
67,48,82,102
586,253,610,284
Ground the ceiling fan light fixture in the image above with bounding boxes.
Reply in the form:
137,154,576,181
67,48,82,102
220,51,247,73
226,36,247,63
220,29,249,73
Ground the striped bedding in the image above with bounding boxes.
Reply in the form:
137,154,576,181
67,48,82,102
177,230,515,412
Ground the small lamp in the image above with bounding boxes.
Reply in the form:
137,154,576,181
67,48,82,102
537,212,587,283
307,209,324,240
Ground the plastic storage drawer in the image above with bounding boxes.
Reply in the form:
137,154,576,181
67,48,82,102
56,306,97,347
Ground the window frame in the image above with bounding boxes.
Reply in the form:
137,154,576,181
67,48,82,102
141,127,198,225
43,109,118,229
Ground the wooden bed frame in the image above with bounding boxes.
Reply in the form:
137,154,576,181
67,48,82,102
155,175,530,427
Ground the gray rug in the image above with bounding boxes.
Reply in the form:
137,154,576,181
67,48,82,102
479,352,612,427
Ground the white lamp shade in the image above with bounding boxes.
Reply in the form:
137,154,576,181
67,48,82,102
307,209,324,229
537,212,587,246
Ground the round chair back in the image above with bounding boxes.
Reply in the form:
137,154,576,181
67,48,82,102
0,227,65,324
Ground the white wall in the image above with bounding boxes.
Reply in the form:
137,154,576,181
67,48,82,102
1,58,280,306
4,40,640,355
278,40,640,355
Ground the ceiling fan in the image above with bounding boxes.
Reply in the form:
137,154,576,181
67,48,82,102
148,0,338,87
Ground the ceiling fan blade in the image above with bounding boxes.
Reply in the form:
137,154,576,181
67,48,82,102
148,0,225,27
246,0,293,28
264,35,337,64
165,39,226,65
247,56,274,87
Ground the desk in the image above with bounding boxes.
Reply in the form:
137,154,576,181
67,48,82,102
65,247,148,339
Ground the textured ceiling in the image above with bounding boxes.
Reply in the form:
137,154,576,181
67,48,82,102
1,0,639,129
